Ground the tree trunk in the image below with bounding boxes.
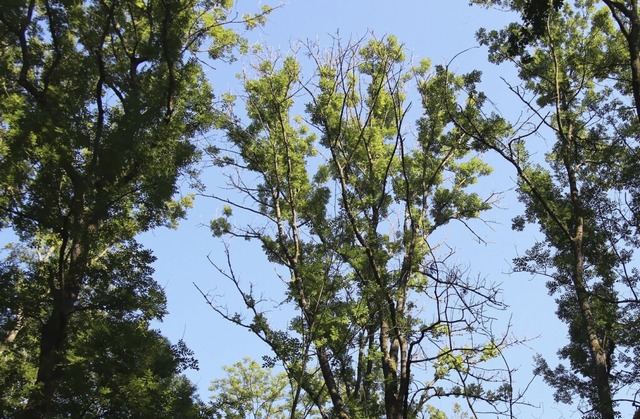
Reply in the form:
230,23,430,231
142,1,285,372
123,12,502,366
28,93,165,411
380,318,402,419
21,293,76,417
572,238,615,419
603,0,640,122
571,200,614,418
626,19,640,123
317,346,349,418
22,234,85,418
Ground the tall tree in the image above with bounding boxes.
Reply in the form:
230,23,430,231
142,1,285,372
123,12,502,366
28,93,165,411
0,0,270,416
0,241,206,417
204,36,523,418
470,0,640,121
467,1,640,417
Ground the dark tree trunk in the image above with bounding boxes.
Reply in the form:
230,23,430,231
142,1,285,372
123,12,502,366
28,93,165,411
22,302,71,417
603,0,640,122
22,232,85,417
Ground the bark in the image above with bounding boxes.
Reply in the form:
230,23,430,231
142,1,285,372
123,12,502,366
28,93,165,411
564,113,615,418
380,318,402,419
21,239,85,418
628,47,640,121
22,298,73,417
21,192,93,417
571,235,615,419
603,0,640,122
290,270,349,418
316,346,349,419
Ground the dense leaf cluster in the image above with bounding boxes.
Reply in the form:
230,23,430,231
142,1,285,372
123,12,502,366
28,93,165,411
0,0,270,416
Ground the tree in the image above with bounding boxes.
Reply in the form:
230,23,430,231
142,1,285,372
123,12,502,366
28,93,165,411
203,35,524,418
0,241,206,417
210,357,300,419
0,0,270,416
470,0,640,122
465,1,640,417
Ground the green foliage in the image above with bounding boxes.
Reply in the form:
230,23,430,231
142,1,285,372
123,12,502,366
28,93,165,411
209,35,516,418
472,1,640,417
55,318,204,418
0,243,206,417
210,357,291,419
427,405,448,419
0,0,270,415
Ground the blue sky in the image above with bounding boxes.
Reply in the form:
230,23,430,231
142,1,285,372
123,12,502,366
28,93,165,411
140,1,636,417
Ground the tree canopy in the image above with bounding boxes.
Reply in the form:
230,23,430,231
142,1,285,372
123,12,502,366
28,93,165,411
470,0,640,417
205,36,522,418
1,1,640,418
0,0,269,416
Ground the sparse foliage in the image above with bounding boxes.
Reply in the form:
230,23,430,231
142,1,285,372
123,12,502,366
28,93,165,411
469,1,640,417
204,35,523,418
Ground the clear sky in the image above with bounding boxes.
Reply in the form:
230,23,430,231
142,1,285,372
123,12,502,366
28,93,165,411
140,1,635,417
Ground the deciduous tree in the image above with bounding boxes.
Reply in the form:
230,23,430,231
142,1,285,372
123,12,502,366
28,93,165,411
467,1,640,417
204,35,523,418
0,0,270,415
210,357,299,419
